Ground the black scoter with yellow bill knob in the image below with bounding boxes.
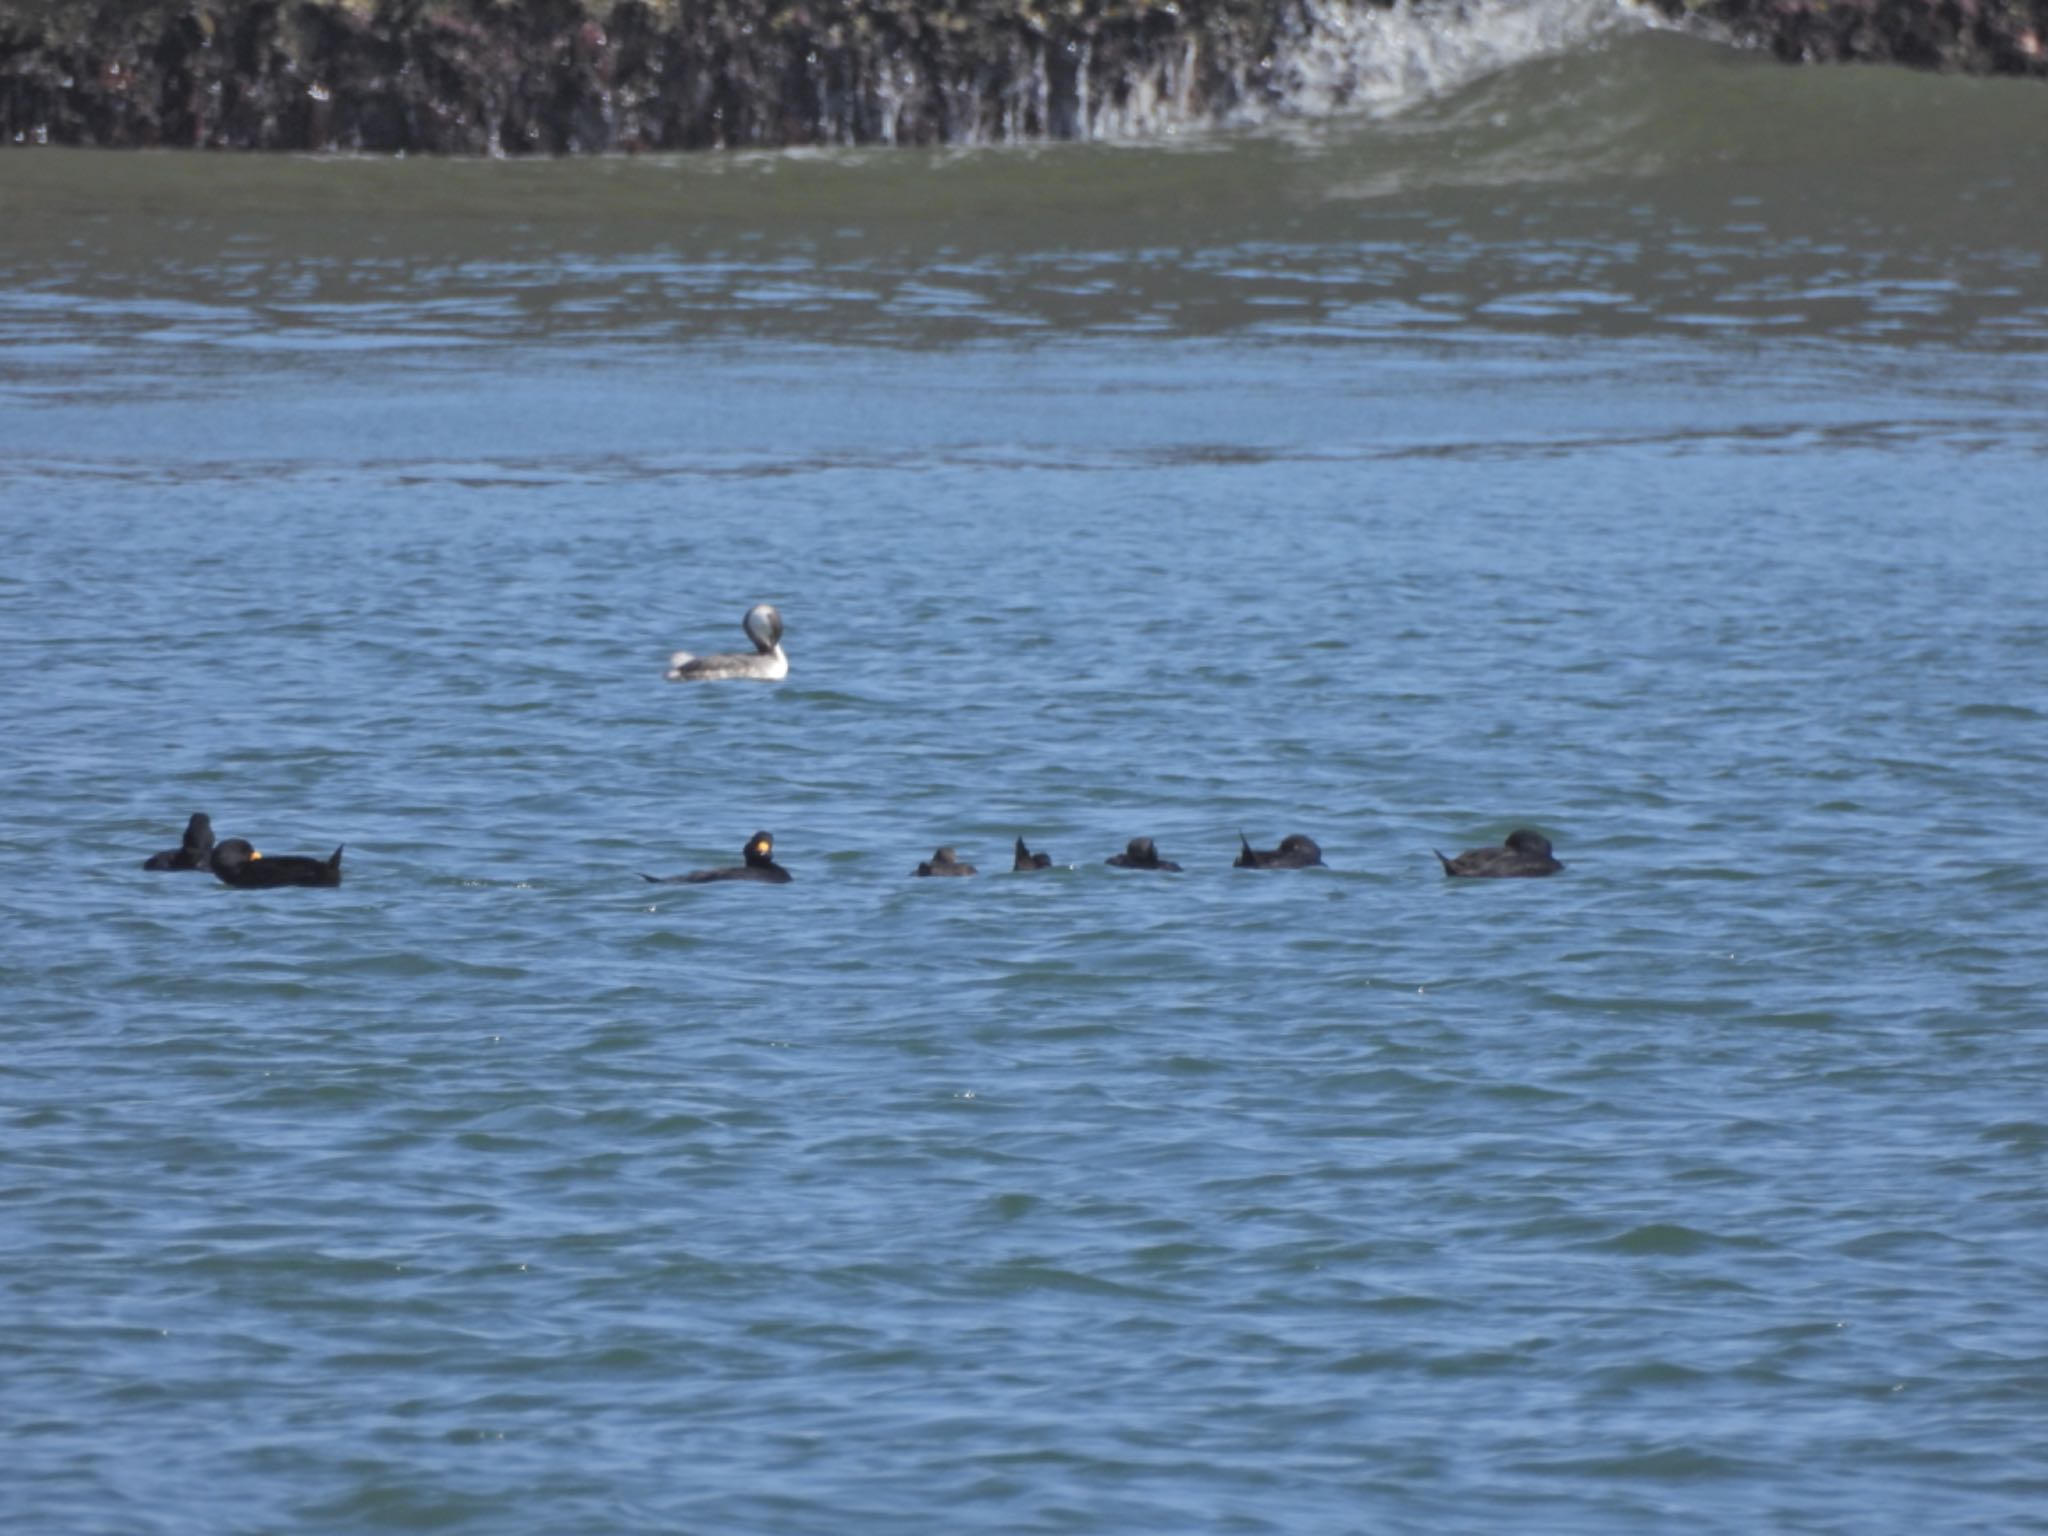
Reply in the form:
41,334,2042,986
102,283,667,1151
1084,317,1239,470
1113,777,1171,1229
1106,837,1181,871
210,837,343,889
643,831,792,884
1435,829,1564,878
144,812,215,871
1235,832,1325,869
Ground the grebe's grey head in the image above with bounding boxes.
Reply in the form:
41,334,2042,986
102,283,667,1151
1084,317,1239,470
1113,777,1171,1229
742,604,784,655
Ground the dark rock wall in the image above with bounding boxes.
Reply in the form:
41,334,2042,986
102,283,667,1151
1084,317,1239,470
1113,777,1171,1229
0,0,1297,152
2,0,2043,153
1647,0,2045,71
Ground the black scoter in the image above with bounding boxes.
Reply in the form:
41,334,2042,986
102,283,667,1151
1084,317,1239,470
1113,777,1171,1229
210,837,343,889
1106,837,1181,871
643,831,792,884
914,847,977,877
1012,837,1053,871
144,812,215,871
1235,832,1325,869
1435,829,1564,878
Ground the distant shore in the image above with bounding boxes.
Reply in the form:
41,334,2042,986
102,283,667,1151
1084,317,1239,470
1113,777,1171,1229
2,0,2042,154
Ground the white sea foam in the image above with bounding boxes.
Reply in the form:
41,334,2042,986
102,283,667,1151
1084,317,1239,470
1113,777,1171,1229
1084,0,1643,140
1260,0,1641,121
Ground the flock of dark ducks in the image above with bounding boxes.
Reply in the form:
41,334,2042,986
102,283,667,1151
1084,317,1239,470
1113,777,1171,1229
141,605,1565,891
639,828,1563,883
142,815,1563,889
143,813,343,889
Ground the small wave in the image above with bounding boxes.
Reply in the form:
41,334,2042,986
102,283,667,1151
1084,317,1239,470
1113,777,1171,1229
1834,1227,1966,1258
1601,1222,1768,1257
1956,702,2043,720
1590,1359,1714,1393
1514,1443,1758,1479
1254,0,1639,126
1980,1120,2048,1152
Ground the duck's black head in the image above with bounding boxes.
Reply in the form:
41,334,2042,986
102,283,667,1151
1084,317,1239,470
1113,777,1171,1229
1505,829,1553,857
742,831,777,867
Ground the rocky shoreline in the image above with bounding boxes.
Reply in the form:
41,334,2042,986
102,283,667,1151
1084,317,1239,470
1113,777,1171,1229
1,0,2042,154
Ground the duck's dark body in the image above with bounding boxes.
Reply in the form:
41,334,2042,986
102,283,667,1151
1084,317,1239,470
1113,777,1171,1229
914,847,977,877
144,812,215,871
643,831,791,884
1235,833,1325,869
1012,837,1052,871
665,865,791,885
1106,837,1181,872
210,837,343,889
1435,829,1563,879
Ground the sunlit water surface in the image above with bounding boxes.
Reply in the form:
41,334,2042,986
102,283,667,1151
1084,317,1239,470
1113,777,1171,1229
4,31,2047,1536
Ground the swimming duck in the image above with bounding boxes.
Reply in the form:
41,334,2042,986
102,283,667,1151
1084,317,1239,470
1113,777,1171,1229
210,837,343,889
1012,836,1053,871
642,831,791,884
913,847,977,877
143,812,215,871
1435,829,1563,878
1235,832,1325,869
666,603,788,682
1105,837,1181,871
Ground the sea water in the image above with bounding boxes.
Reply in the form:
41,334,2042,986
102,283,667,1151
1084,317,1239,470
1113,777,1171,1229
3,24,2047,1535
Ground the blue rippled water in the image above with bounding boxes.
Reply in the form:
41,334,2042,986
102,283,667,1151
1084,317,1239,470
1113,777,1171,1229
5,28,2048,1536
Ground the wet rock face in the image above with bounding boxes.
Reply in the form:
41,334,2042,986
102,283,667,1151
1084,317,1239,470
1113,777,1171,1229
2,0,2043,153
0,0,1300,152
